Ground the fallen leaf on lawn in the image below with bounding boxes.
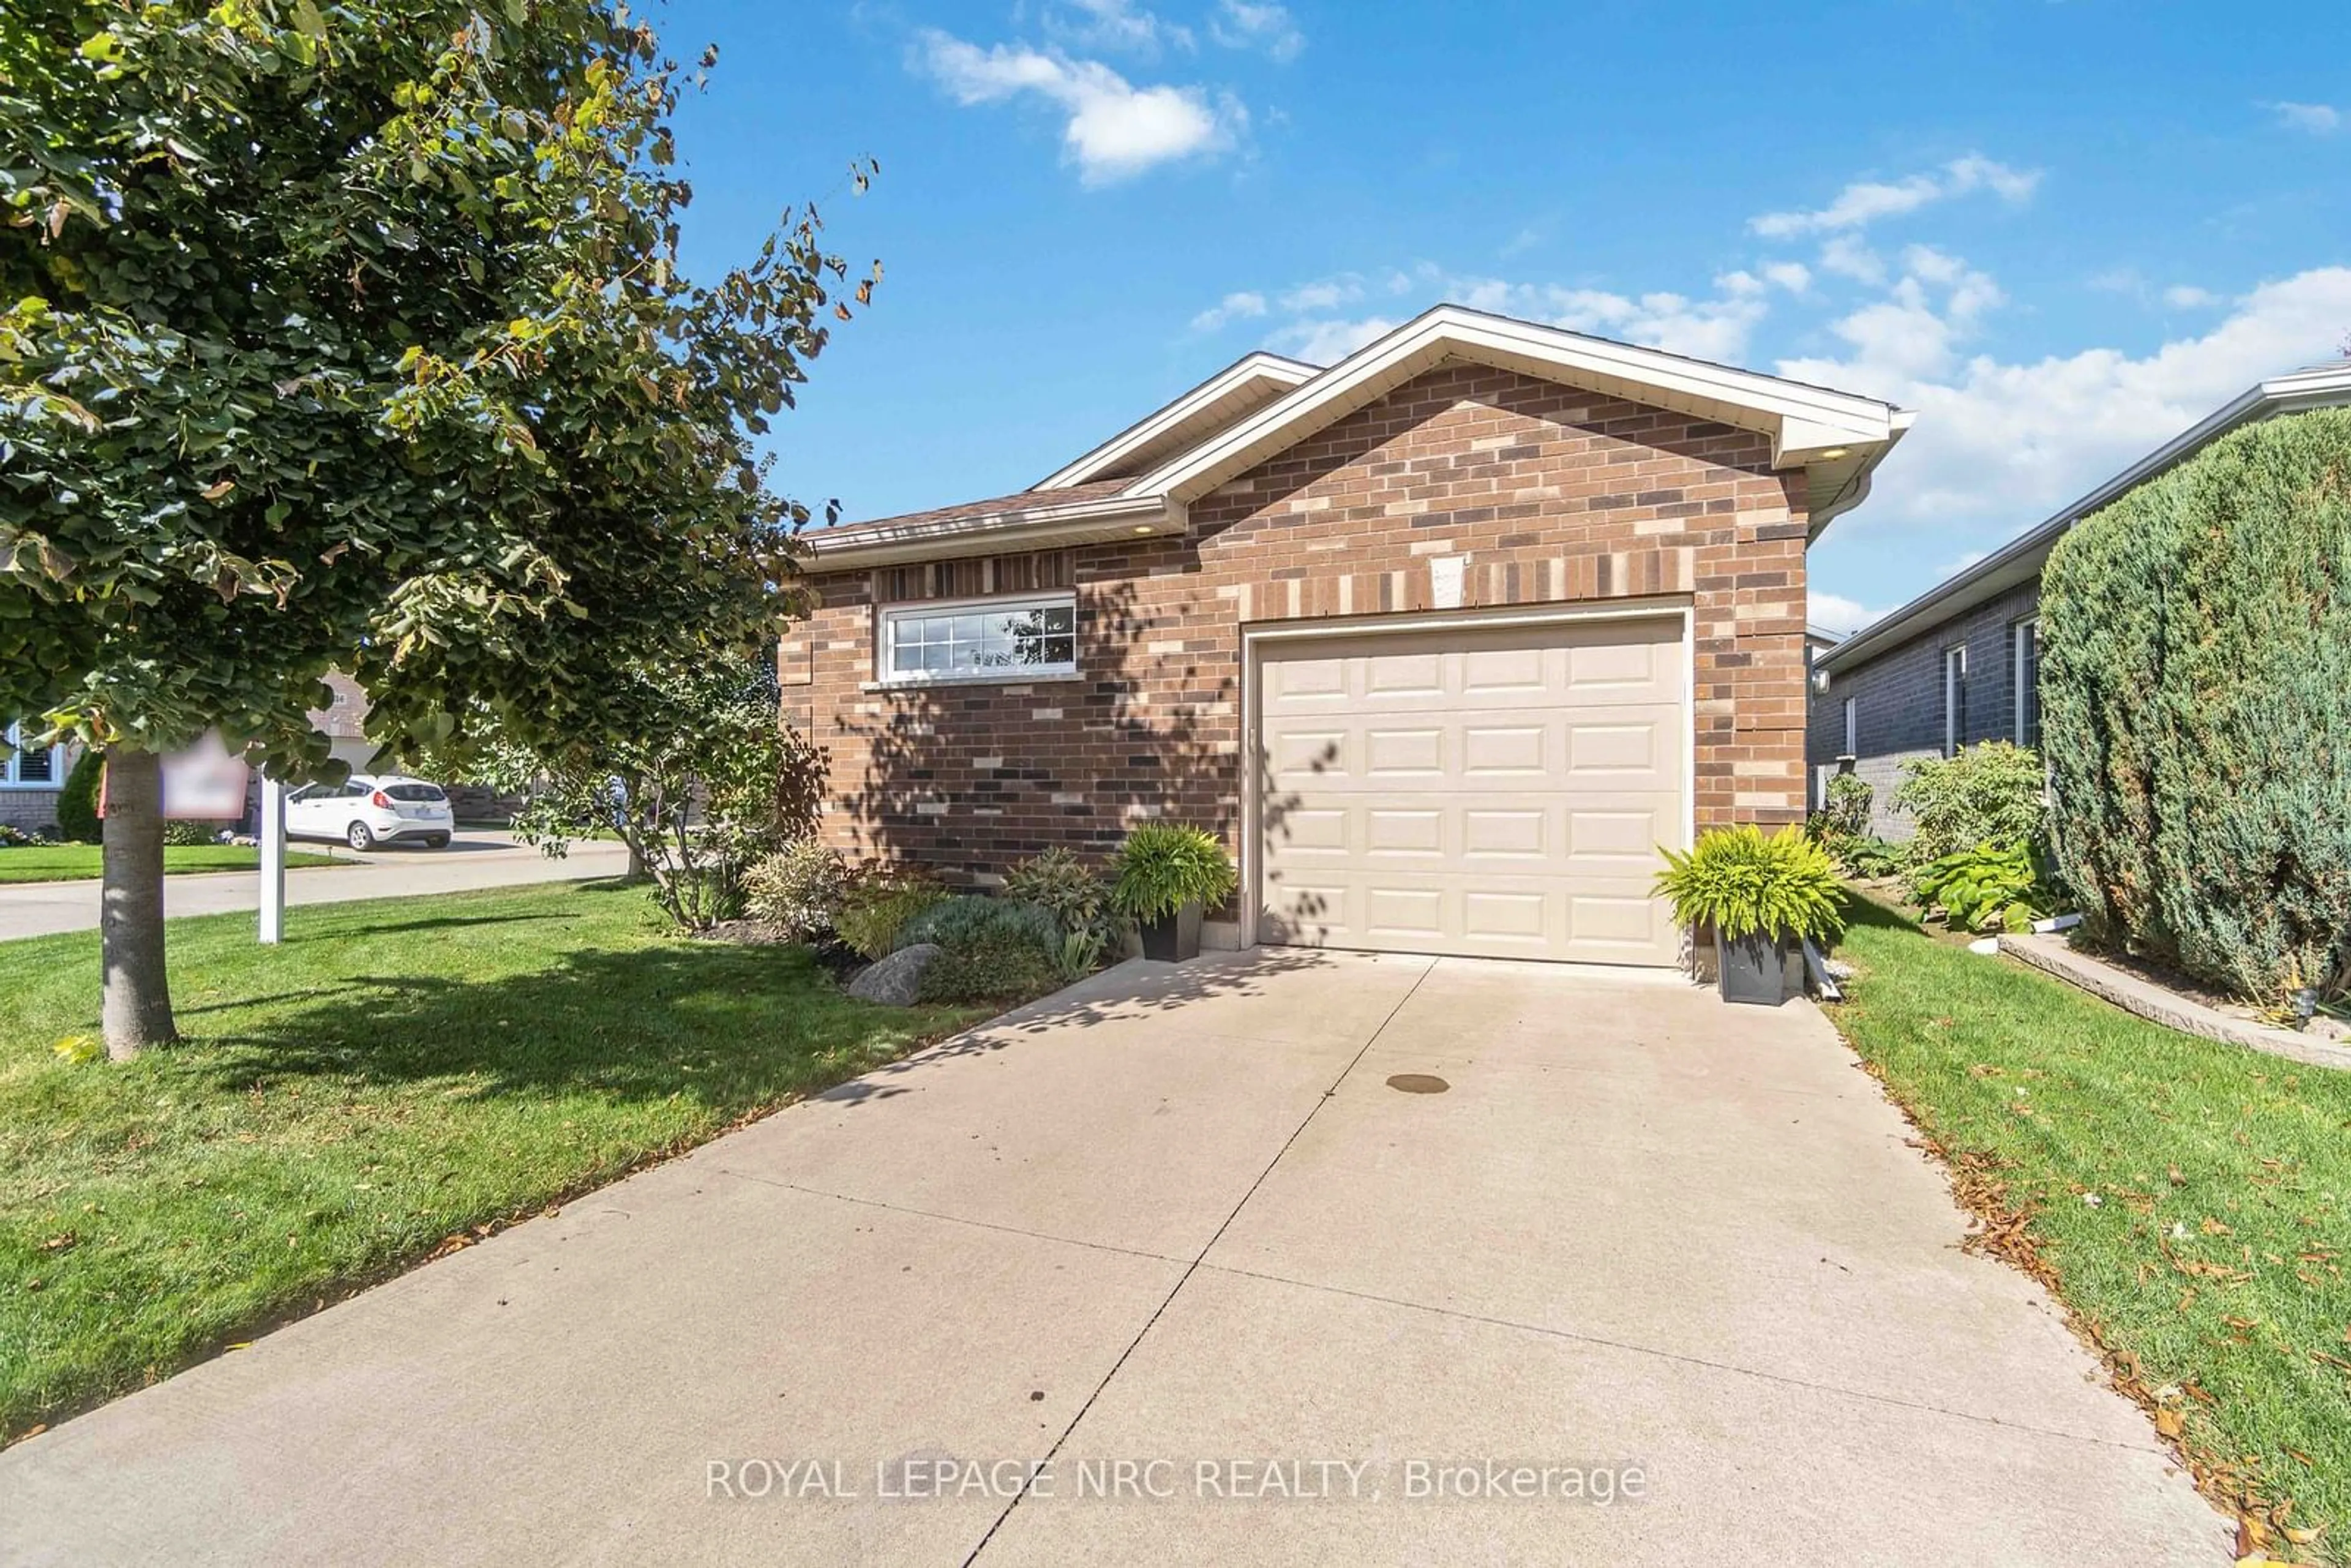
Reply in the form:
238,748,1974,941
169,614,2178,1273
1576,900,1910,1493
2155,1408,2185,1438
2169,1165,2186,1187
38,1232,76,1253
2202,1217,2233,1236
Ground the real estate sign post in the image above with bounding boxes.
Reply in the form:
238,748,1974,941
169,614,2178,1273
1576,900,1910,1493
258,776,285,946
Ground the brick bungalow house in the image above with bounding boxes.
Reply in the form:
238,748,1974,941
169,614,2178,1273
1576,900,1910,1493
788,305,1908,967
1809,360,2351,839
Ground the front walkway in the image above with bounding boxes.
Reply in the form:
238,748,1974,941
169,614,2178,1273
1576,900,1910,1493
0,952,2225,1565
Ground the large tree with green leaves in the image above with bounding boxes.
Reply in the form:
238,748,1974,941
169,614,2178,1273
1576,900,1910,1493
1,0,872,1056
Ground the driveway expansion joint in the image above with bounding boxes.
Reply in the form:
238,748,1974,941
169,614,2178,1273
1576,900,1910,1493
710,1168,1191,1266
1187,1261,2170,1457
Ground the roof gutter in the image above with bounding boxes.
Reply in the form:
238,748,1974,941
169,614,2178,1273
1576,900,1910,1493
799,492,1177,570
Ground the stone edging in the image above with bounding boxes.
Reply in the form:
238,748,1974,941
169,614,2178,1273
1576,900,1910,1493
1998,931,2351,1073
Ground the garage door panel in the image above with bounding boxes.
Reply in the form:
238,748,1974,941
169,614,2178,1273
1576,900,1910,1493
1363,727,1444,776
1258,615,1687,967
1364,808,1444,855
1565,806,1673,866
1461,807,1547,860
1459,722,1547,776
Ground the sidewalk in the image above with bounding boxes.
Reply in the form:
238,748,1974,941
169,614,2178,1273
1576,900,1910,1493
0,832,635,940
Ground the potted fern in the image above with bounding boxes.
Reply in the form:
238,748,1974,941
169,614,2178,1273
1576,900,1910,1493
1652,824,1844,1005
1110,823,1237,962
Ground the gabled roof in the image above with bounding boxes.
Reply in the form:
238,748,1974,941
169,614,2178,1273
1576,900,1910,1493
1817,359,2351,675
1127,305,1911,529
1033,351,1321,489
804,302,1910,568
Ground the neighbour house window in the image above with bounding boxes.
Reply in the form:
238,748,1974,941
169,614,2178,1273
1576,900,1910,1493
1841,697,1857,757
3,722,61,787
2012,619,2041,749
1943,645,1968,757
880,594,1077,683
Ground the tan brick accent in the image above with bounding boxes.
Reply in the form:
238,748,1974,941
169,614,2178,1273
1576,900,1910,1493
794,363,1810,885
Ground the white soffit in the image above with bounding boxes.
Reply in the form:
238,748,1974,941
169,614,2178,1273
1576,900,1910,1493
1035,351,1321,490
1130,305,1908,525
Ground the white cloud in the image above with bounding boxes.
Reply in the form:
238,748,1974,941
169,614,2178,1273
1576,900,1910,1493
1210,0,1304,62
1280,276,1367,312
1807,591,1888,636
1761,260,1812,293
1190,290,1267,332
2270,101,2344,134
1444,276,1770,362
1750,155,2040,238
1785,266,2351,546
1819,234,1886,285
1044,0,1193,56
1273,315,1399,364
914,30,1244,184
1499,225,1545,260
2163,284,2220,309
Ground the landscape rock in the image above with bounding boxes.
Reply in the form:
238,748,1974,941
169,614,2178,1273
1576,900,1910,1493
846,943,941,1006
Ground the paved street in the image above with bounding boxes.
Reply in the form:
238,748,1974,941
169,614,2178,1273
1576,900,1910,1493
0,831,635,941
0,951,2227,1566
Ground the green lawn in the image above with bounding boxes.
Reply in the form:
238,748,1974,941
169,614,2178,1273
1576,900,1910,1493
1829,891,2351,1563
0,844,343,883
0,880,991,1442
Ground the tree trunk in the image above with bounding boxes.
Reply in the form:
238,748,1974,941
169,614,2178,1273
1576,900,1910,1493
100,745,178,1059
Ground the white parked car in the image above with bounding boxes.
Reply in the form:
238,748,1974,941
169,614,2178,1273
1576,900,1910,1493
284,774,454,851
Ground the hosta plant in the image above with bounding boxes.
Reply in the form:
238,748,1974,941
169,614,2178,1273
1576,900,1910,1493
1652,824,1844,942
1910,841,2061,934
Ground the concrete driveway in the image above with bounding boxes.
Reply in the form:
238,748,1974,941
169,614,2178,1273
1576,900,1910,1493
0,951,2226,1565
0,831,634,941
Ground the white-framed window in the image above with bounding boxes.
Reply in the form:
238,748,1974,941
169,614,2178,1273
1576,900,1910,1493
2011,618,2041,749
879,593,1077,684
1943,645,1968,757
3,722,62,787
1840,696,1857,758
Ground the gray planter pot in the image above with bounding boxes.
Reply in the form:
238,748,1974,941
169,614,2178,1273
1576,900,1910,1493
1138,900,1203,962
1715,928,1804,1006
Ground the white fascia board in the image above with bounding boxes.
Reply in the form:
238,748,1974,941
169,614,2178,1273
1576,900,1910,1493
1034,352,1320,490
1131,306,1903,504
800,493,1176,570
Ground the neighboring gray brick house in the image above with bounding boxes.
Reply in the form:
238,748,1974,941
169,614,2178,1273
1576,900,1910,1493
1810,361,2351,839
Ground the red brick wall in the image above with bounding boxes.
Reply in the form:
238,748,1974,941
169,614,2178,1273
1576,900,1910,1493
789,362,1809,887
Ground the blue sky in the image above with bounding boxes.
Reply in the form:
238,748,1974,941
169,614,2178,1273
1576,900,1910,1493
665,0,2350,632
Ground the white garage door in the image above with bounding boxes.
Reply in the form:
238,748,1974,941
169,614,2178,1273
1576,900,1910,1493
1254,615,1689,966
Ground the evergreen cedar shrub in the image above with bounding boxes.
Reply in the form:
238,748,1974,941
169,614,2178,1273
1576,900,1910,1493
1652,824,1845,943
56,749,102,843
2040,405,2351,1003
